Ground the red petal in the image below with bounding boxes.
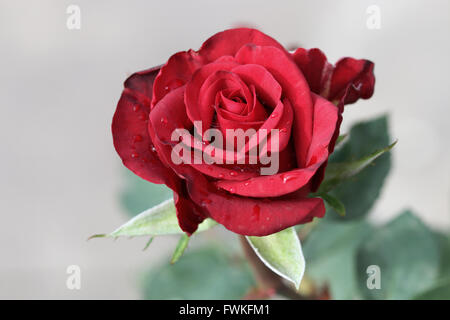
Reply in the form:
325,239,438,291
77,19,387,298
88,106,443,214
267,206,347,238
329,57,375,104
292,48,375,105
215,96,337,197
198,28,285,62
184,59,239,132
231,64,282,108
112,69,175,185
188,180,325,236
235,44,314,168
151,50,205,108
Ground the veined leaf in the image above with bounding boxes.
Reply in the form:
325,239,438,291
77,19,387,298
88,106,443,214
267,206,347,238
246,227,305,289
91,198,217,238
318,140,397,194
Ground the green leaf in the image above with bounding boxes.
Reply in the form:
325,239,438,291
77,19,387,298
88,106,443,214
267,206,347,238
326,115,393,220
318,141,396,194
320,193,346,217
303,219,372,299
143,246,255,299
413,279,450,300
171,234,190,264
93,199,217,238
356,210,440,299
246,227,305,289
120,169,173,217
435,232,450,280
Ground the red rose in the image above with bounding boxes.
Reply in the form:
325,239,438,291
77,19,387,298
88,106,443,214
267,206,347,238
112,28,375,236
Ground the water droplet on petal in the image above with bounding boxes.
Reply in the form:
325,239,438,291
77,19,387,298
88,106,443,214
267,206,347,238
230,171,237,177
270,112,278,118
280,128,287,133
252,204,261,220
229,187,235,193
244,181,250,186
133,105,140,112
133,134,143,143
281,173,297,183
131,152,139,159
160,117,168,124
164,79,185,92
218,173,224,178
201,199,212,206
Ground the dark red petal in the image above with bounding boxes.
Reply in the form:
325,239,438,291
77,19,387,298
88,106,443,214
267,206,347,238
150,86,192,145
124,66,162,98
291,48,332,94
292,48,375,105
172,182,206,235
305,94,340,166
231,64,282,108
151,50,205,108
215,96,336,197
188,180,325,236
309,93,344,192
235,44,314,168
184,59,239,132
150,86,258,181
198,28,285,62
112,69,174,184
328,58,375,104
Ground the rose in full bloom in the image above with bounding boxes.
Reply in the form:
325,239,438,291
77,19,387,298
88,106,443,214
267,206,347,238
112,28,375,236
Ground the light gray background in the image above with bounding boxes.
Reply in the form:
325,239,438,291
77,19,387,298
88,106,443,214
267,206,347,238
0,0,449,299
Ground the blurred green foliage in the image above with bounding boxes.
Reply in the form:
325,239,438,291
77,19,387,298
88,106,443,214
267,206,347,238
120,170,173,217
302,116,450,300
142,247,255,300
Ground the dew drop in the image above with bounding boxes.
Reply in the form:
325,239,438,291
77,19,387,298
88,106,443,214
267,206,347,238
201,199,212,206
133,134,143,143
244,181,250,186
160,117,168,124
229,187,235,193
280,127,287,133
252,204,261,220
229,171,237,177
281,173,296,183
131,152,139,159
133,105,140,112
270,112,278,118
218,173,224,178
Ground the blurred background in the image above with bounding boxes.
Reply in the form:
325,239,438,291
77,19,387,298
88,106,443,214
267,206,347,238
0,0,449,299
